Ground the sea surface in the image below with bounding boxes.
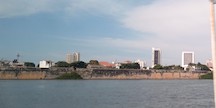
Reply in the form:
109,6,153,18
0,80,214,108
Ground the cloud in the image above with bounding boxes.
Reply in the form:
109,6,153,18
0,0,128,18
65,0,128,17
120,0,212,64
122,0,209,36
0,0,212,65
0,0,57,18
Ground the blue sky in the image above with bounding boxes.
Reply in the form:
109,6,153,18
0,0,213,66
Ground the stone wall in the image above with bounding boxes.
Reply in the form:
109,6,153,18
0,68,208,80
90,69,206,80
0,71,46,80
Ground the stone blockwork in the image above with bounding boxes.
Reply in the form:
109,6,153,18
90,69,206,80
0,68,208,80
0,71,46,80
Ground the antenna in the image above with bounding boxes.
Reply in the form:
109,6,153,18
17,53,20,62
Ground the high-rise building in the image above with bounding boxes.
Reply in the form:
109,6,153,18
152,48,161,68
73,52,80,62
66,53,73,63
181,51,194,68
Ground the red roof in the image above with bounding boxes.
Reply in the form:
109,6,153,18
99,61,115,67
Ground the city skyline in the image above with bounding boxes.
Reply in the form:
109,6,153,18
0,0,212,66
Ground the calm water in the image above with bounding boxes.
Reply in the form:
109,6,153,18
0,80,214,108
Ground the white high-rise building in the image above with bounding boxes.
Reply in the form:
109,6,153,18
73,52,80,62
181,51,195,69
152,48,161,68
66,53,73,63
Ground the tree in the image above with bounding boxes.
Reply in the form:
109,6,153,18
89,60,99,65
198,63,210,71
120,63,140,69
188,62,210,71
56,72,83,79
24,62,35,67
55,61,70,67
174,65,184,70
153,64,163,70
13,59,18,63
71,61,87,68
163,65,183,70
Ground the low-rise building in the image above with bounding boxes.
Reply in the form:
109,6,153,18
39,60,53,69
135,59,146,69
99,61,115,68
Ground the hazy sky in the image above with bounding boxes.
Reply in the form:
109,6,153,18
0,0,213,66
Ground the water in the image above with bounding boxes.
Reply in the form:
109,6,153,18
0,80,214,108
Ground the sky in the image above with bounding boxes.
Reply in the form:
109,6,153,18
0,0,213,66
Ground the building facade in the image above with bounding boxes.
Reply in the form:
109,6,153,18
181,51,195,69
73,52,80,62
152,48,161,68
39,60,53,69
66,53,73,63
66,52,80,63
135,59,146,69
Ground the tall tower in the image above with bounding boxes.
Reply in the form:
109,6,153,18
66,53,73,63
152,48,161,68
181,51,195,69
73,52,80,62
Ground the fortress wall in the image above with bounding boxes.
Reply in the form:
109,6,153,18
0,71,46,80
17,72,46,80
90,69,206,80
0,68,207,80
0,72,16,79
162,73,174,79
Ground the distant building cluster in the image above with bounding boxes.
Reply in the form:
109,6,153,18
0,49,212,71
66,52,80,63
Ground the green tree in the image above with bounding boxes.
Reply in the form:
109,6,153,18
89,60,99,65
174,65,184,70
198,64,210,71
153,64,163,70
200,72,213,79
55,61,70,67
163,65,183,70
24,62,35,67
120,63,140,69
188,62,210,71
200,65,210,71
56,72,83,79
71,61,87,68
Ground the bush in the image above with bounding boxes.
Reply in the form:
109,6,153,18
56,72,83,79
199,73,213,79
